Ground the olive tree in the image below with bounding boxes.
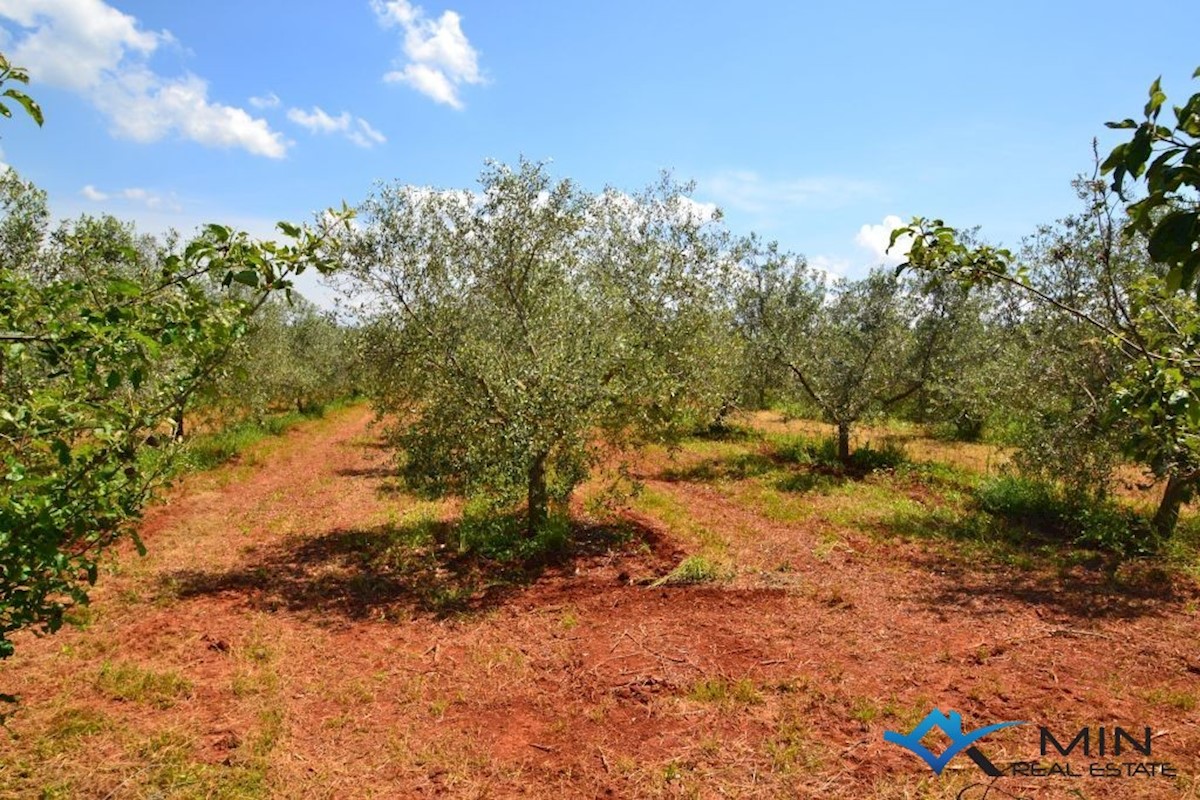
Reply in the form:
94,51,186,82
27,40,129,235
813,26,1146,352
0,169,49,275
341,160,731,536
764,267,958,464
730,238,815,411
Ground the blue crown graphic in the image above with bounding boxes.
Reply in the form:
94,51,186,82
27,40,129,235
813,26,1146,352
884,709,1024,775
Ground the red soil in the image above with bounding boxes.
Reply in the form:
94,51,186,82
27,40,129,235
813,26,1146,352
0,406,1197,799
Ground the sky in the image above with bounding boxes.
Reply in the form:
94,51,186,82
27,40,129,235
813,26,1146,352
0,0,1197,305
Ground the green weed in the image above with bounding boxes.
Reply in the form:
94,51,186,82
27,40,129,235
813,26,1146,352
653,555,724,586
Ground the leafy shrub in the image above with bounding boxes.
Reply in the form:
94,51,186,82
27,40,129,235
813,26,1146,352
977,475,1154,556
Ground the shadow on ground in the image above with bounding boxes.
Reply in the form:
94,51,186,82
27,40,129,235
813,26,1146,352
656,436,905,492
165,515,673,622
895,544,1196,621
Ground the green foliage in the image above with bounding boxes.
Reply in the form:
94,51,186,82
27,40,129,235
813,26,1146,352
0,164,352,657
652,554,723,586
343,159,733,537
214,295,355,420
760,265,967,463
0,169,48,274
0,53,42,127
455,502,571,563
1103,68,1200,294
730,238,815,409
977,475,1153,556
895,167,1200,538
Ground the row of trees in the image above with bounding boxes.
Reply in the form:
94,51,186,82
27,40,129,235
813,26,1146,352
336,71,1200,546
3,53,1198,659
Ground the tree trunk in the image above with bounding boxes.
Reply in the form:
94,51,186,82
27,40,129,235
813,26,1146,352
526,451,549,539
1152,472,1192,539
836,421,851,466
172,407,185,441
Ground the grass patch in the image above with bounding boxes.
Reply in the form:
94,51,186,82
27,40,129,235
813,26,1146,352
133,729,270,799
455,502,571,564
689,421,763,442
652,554,724,586
633,486,728,556
1162,515,1200,575
1145,687,1198,712
95,661,193,708
687,677,762,705
179,407,328,471
766,713,822,774
34,707,112,759
768,433,909,474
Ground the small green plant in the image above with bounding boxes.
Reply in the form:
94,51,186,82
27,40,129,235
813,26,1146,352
689,678,728,702
850,697,880,724
652,555,723,586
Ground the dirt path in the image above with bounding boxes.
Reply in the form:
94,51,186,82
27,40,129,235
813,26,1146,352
1,407,1198,799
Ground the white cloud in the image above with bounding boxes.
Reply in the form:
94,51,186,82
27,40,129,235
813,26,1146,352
702,170,881,216
287,105,387,149
287,105,349,135
855,214,912,266
0,0,288,158
79,183,182,212
248,91,281,109
0,0,161,91
348,117,387,148
372,0,484,109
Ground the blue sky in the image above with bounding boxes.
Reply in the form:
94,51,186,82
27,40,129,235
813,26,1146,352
0,0,1197,303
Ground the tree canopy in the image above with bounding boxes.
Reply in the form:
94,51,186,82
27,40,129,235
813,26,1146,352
341,160,733,536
